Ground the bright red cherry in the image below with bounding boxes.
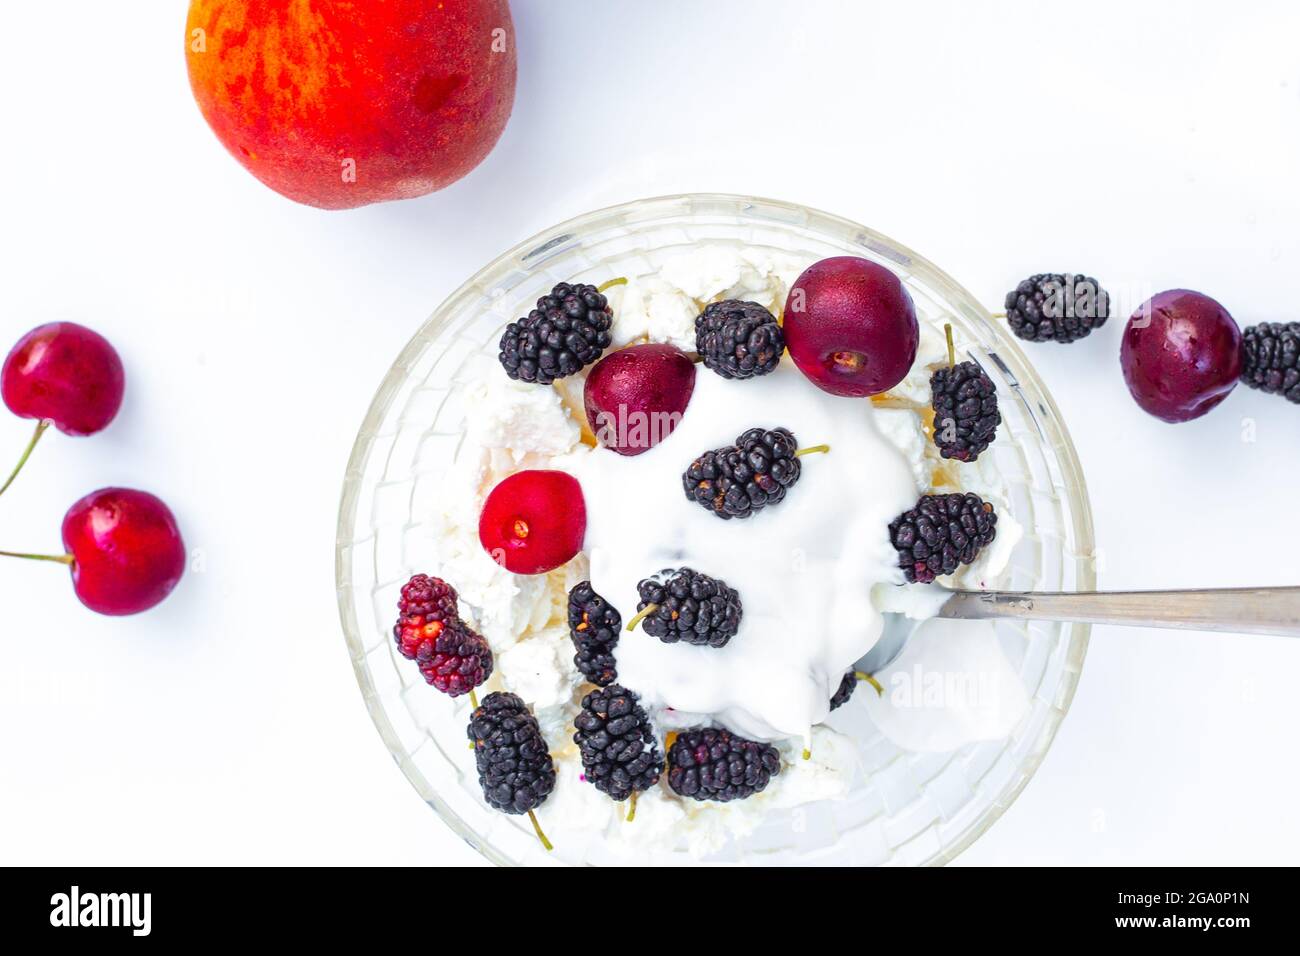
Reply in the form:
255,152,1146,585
61,488,186,615
2,323,125,436
584,343,696,456
783,257,919,397
479,470,585,574
1120,290,1243,423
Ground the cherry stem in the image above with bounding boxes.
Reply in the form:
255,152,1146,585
944,323,956,368
854,671,884,698
626,603,657,632
794,444,831,457
0,550,74,566
597,277,628,293
527,810,553,851
469,688,479,709
0,419,51,500
626,790,638,823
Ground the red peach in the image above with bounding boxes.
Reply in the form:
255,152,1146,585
185,0,516,209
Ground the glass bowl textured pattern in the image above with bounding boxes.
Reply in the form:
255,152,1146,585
336,194,1095,866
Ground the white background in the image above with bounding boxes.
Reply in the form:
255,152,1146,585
2,0,1298,866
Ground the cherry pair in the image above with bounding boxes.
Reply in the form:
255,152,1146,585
1,323,184,615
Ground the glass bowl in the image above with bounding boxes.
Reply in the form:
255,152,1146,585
336,194,1095,866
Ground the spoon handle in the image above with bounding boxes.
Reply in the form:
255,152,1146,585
938,586,1300,637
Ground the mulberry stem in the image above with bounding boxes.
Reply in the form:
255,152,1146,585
597,277,628,293
527,810,553,851
854,671,884,697
794,444,830,457
626,790,638,823
0,419,50,499
625,603,657,632
801,748,811,761
944,323,956,368
469,688,479,709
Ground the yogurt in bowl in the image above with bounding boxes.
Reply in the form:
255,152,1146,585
336,194,1093,866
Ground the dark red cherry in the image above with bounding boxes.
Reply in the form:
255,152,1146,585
1120,290,1242,423
2,322,125,436
584,343,696,456
783,257,918,397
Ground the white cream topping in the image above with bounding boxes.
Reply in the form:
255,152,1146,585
571,363,919,742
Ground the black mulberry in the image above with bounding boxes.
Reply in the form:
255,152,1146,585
695,299,784,379
467,692,556,815
889,493,998,584
573,685,664,802
667,727,781,802
634,568,742,648
498,282,613,384
829,671,881,710
1005,273,1109,343
930,361,1001,461
1242,322,1300,403
829,672,857,711
567,582,621,686
682,426,806,520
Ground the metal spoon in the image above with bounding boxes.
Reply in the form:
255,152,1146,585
857,586,1300,673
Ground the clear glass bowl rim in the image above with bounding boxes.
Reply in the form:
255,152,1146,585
335,192,1096,866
